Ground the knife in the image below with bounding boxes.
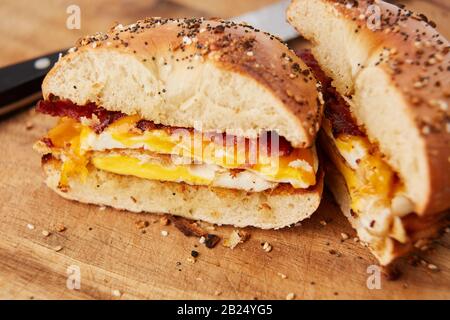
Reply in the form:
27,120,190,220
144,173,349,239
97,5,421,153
232,0,298,41
0,0,296,117
0,51,63,117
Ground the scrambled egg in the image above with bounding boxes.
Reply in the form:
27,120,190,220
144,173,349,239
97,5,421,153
44,116,319,191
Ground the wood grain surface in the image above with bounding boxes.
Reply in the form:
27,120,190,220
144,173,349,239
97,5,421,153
0,0,449,300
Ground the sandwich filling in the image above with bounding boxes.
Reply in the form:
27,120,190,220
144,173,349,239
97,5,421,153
35,98,319,192
300,50,414,245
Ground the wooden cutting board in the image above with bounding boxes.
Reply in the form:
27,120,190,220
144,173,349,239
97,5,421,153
0,0,449,300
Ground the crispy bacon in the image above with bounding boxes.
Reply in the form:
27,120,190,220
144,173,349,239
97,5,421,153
297,49,365,137
36,98,294,154
36,98,124,133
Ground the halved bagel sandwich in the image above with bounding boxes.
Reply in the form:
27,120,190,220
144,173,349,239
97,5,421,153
34,18,324,229
288,0,450,264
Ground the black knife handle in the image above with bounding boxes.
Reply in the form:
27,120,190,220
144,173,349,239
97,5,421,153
0,51,63,116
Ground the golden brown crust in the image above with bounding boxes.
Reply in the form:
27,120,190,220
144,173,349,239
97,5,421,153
48,18,322,147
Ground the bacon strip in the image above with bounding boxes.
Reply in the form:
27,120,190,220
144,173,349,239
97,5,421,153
36,98,124,133
36,98,294,156
297,50,365,137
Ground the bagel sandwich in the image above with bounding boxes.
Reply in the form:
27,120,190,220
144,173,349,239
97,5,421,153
34,18,324,229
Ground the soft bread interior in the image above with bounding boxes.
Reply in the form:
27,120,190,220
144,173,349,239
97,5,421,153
286,0,380,96
352,65,428,211
42,158,323,229
44,49,310,148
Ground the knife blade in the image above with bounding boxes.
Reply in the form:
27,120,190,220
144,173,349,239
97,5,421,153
231,0,298,42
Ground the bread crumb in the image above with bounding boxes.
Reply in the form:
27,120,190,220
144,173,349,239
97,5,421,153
159,216,169,226
161,230,169,237
136,220,150,229
286,292,295,300
262,242,272,253
223,230,248,249
27,224,35,230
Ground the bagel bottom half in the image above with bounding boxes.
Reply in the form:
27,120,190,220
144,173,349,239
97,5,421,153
41,156,323,230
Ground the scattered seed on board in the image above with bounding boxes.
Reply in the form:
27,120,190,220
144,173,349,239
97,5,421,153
112,290,121,297
286,293,295,300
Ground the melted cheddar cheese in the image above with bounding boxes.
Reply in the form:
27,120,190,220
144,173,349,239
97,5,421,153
323,121,407,218
44,116,318,191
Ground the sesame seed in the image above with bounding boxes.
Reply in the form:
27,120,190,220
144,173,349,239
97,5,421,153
341,233,349,241
42,230,50,237
261,242,272,252
427,264,439,271
27,224,35,230
278,273,287,279
161,230,169,237
414,81,426,89
422,125,431,135
430,99,448,111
